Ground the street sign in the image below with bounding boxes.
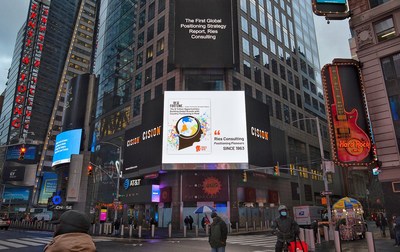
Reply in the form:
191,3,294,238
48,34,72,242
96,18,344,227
321,191,332,196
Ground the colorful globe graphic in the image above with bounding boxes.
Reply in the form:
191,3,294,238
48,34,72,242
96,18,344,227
176,116,200,138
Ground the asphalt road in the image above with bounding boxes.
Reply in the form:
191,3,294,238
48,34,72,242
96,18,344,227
0,229,277,252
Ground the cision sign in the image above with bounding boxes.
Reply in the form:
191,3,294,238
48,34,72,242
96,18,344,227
173,0,234,68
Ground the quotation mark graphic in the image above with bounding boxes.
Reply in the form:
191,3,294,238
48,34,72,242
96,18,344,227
214,130,221,135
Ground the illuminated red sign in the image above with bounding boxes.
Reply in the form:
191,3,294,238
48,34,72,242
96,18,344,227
12,0,49,134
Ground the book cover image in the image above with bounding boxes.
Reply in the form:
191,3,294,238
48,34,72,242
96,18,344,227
166,99,211,155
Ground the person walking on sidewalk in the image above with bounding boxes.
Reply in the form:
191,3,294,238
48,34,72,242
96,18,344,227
394,215,400,247
189,215,194,230
208,212,227,252
378,213,388,237
272,205,300,252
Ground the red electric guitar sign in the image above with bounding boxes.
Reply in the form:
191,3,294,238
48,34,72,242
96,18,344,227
329,65,371,162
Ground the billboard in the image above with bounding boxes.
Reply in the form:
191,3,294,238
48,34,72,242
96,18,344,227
38,172,58,205
321,59,374,167
173,0,234,68
3,187,31,204
2,166,25,182
6,144,38,162
312,0,348,16
124,97,163,174
52,129,82,166
162,91,248,165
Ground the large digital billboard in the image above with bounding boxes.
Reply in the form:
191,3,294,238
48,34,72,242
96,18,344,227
6,144,38,161
162,91,248,164
38,172,57,205
321,59,374,167
173,0,234,68
52,129,82,166
3,187,31,204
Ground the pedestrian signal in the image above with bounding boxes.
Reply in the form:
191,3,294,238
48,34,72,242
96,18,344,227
19,145,26,160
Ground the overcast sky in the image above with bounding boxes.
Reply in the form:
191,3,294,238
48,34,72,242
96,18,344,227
0,1,351,94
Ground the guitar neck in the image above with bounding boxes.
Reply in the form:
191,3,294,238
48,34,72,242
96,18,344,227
330,66,346,121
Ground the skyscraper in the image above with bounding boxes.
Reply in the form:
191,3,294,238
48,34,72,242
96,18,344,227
93,0,345,227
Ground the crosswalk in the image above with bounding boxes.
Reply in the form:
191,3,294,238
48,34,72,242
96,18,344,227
0,236,111,250
188,235,277,251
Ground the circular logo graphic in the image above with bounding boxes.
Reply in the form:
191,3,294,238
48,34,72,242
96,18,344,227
52,195,62,205
202,176,222,196
123,179,130,190
176,116,200,139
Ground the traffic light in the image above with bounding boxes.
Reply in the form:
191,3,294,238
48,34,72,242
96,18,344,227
273,165,280,176
242,171,247,182
88,165,93,176
19,145,26,160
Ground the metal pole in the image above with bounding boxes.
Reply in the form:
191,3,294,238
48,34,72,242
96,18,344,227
114,147,122,223
315,117,334,240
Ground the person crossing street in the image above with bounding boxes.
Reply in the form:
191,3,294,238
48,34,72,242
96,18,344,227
272,205,300,252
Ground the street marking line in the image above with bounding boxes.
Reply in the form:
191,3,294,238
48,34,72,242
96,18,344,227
7,239,44,246
92,238,113,242
0,245,8,250
0,240,27,248
20,238,50,244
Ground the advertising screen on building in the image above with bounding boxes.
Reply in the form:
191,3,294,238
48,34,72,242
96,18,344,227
3,187,31,204
2,166,25,182
321,60,374,167
6,144,38,161
162,91,248,165
38,172,58,205
173,0,234,68
52,129,82,166
312,0,348,16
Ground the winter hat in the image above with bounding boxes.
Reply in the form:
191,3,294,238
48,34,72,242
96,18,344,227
53,210,91,237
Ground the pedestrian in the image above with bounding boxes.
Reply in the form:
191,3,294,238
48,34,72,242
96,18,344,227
394,215,400,247
202,215,210,230
114,218,121,236
184,216,189,228
379,213,388,237
311,219,318,241
43,210,96,252
272,205,300,252
208,212,227,252
189,215,194,230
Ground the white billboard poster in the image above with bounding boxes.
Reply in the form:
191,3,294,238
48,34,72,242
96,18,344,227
162,91,248,164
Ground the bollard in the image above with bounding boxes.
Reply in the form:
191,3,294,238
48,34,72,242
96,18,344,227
260,221,263,231
245,222,248,231
299,228,305,241
129,225,133,238
183,225,187,238
324,226,329,241
265,221,268,229
151,224,155,238
236,222,239,233
308,229,315,251
138,225,142,238
92,224,96,235
366,231,375,252
99,223,103,235
195,225,199,237
253,221,256,231
317,226,321,244
121,224,124,237
334,230,341,252
169,223,172,238
206,224,209,236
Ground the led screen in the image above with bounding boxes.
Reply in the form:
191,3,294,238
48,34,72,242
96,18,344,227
316,0,346,3
52,129,82,166
38,172,58,205
3,187,30,203
6,144,37,161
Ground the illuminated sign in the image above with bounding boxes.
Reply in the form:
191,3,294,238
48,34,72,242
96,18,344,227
52,129,82,166
100,209,107,221
38,172,57,205
321,60,374,167
316,0,346,3
151,185,160,202
162,91,248,165
312,0,348,17
12,0,49,135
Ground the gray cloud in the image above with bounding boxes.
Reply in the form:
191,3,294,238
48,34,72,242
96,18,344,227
313,16,352,68
0,0,30,93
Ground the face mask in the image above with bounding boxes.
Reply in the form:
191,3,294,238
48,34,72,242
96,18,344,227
280,211,287,217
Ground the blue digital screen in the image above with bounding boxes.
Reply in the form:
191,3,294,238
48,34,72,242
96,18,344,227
6,144,37,161
316,0,346,4
52,129,82,166
3,187,30,203
38,172,58,205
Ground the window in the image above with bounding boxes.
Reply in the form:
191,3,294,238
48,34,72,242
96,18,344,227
156,38,164,55
297,94,302,108
283,104,290,123
157,16,165,34
282,84,288,100
256,90,263,102
291,108,297,127
275,100,282,120
266,94,273,116
271,59,278,75
155,60,163,79
158,0,166,13
255,67,262,85
133,95,141,116
138,32,144,48
147,24,154,41
241,16,248,33
273,79,280,95
139,10,146,29
264,73,271,90
155,84,163,97
136,52,143,69
167,77,175,90
251,25,258,41
375,17,396,42
369,0,390,8
145,67,152,85
242,37,250,55
135,73,142,90
289,89,295,104
146,45,153,62
233,77,241,90
148,2,155,21
144,90,151,102
243,60,251,79
291,182,299,200
253,45,260,62
280,64,286,80
245,84,253,96
262,52,269,68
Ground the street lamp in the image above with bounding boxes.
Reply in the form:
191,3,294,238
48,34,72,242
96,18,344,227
97,141,122,223
292,116,334,240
